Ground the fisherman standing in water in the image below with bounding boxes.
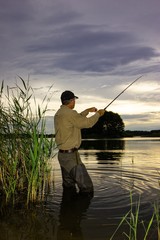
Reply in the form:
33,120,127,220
54,90,105,196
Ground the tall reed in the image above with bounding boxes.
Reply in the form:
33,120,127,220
0,77,54,205
154,202,160,240
110,192,160,240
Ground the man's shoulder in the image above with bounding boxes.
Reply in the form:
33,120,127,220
55,106,77,115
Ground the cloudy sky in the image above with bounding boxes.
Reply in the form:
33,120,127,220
1,0,160,131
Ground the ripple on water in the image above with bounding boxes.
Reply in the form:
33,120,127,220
88,161,160,220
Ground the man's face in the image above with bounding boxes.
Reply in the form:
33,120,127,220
70,98,76,109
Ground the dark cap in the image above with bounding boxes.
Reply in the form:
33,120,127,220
61,90,78,103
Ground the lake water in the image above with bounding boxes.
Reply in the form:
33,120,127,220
0,137,160,240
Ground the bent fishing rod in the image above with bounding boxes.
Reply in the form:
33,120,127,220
104,75,143,110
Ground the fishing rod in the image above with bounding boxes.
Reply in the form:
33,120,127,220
104,75,143,110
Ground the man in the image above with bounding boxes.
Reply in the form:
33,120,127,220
54,90,105,196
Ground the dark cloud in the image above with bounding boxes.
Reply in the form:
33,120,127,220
26,25,132,53
123,112,160,130
122,113,150,120
53,45,158,73
0,0,160,79
22,23,159,74
122,112,160,122
0,0,32,22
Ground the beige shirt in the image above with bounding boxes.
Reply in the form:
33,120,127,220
54,105,100,150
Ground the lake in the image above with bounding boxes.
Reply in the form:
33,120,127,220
0,137,160,240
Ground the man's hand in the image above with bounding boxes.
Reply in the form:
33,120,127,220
87,107,97,113
97,109,105,116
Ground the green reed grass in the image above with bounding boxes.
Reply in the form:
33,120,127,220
110,192,160,240
154,203,160,240
0,77,54,205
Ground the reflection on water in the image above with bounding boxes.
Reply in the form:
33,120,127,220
81,138,125,150
0,137,160,240
81,139,125,163
57,188,92,240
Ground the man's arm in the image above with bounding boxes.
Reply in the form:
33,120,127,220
80,107,97,116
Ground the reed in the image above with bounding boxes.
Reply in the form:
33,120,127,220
154,202,160,240
0,77,54,205
110,192,159,240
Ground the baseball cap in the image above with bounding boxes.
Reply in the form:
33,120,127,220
61,90,78,102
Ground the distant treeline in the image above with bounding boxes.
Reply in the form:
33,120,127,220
42,129,160,138
1,129,160,139
47,130,160,138
0,130,160,138
124,129,160,137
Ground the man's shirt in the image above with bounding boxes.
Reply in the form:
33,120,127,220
54,105,100,150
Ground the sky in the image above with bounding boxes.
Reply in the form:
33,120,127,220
0,0,160,131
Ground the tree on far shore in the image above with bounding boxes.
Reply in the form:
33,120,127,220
82,111,125,138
